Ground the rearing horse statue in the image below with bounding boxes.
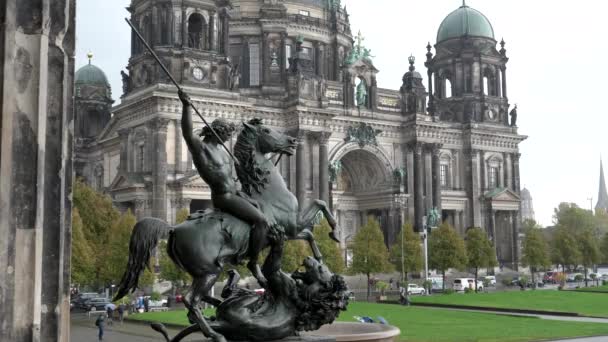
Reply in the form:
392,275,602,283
114,119,339,342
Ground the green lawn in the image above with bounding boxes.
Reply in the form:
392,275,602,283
413,290,608,317
574,285,608,293
127,302,608,342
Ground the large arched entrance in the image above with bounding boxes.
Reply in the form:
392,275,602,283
331,146,400,250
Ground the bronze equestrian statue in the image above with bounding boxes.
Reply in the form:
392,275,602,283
114,94,343,341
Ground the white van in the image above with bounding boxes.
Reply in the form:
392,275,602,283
453,278,483,292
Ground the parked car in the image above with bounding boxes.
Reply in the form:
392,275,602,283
144,296,168,307
71,293,103,309
567,273,584,282
81,297,112,311
406,284,426,295
483,276,496,286
453,278,483,292
543,271,561,284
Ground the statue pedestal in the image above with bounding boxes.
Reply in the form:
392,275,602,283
206,336,335,342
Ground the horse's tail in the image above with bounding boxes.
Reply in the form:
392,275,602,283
114,217,171,301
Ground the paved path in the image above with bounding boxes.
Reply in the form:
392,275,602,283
71,313,204,342
430,307,608,324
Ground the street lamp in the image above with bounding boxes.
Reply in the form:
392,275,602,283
344,234,353,268
421,208,439,295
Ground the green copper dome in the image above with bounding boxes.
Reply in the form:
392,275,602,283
75,58,110,87
437,4,495,43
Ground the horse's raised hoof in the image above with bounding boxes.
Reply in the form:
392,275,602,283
212,334,228,342
329,231,340,243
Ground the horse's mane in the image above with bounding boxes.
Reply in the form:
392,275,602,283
234,119,269,195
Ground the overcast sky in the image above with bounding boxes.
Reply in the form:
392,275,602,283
76,0,608,227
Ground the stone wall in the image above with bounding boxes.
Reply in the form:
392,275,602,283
0,0,75,341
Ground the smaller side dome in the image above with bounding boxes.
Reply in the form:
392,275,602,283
75,64,110,87
437,4,495,43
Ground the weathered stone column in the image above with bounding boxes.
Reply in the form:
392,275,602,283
118,128,130,174
424,146,433,213
405,144,415,221
296,131,308,207
0,0,75,340
220,8,230,54
175,120,184,174
431,144,443,214
317,132,331,204
208,10,216,51
512,153,521,193
467,149,482,227
150,118,170,220
501,66,508,99
182,8,188,47
413,143,425,232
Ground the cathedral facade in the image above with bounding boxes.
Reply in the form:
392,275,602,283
75,0,526,268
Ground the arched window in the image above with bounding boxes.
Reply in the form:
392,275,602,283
445,78,452,98
188,13,206,49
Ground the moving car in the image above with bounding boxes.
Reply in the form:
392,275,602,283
82,297,112,311
406,284,426,295
483,276,496,286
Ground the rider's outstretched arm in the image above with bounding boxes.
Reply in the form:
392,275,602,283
179,91,203,155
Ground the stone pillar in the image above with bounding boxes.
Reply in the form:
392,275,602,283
431,144,443,213
490,210,497,242
315,42,325,76
182,8,188,47
427,70,434,114
504,153,513,190
296,131,308,207
221,9,230,54
118,128,130,174
512,153,521,193
468,149,482,227
208,10,216,51
280,33,287,82
0,0,75,340
150,118,170,220
453,149,461,189
424,147,433,213
262,32,270,84
317,132,331,204
175,120,184,174
413,143,425,232
405,145,415,221
501,66,508,99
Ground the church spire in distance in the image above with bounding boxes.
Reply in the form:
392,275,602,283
596,158,608,212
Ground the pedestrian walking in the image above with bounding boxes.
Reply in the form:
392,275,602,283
117,304,125,324
95,314,105,341
105,306,113,325
143,296,150,312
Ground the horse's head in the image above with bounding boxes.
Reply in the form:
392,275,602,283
242,119,297,156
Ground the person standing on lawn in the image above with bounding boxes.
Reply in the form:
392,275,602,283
95,314,105,341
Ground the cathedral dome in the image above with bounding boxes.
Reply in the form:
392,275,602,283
75,53,110,87
436,3,494,43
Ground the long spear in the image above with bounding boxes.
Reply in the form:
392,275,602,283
125,18,239,166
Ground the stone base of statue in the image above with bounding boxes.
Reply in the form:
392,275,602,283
199,336,335,342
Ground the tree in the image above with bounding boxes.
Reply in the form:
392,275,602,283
601,233,608,264
389,222,423,282
551,226,581,272
465,227,497,293
579,228,601,287
71,209,95,287
175,208,190,225
553,203,594,233
313,219,345,274
100,210,138,286
350,218,393,300
521,223,550,288
429,222,467,291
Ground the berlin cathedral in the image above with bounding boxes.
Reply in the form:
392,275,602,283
74,0,526,268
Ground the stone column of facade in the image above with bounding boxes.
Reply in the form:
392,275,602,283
490,210,497,242
453,149,461,189
512,153,521,193
424,146,433,213
431,144,443,214
468,149,482,227
501,66,508,99
181,8,188,47
427,70,434,113
208,10,216,51
317,132,332,204
315,42,325,76
280,33,287,82
504,153,513,190
175,119,184,174
127,128,135,172
0,1,75,340
262,32,270,84
413,143,425,232
118,129,130,174
296,131,308,207
222,8,230,55
405,144,415,222
151,118,170,220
